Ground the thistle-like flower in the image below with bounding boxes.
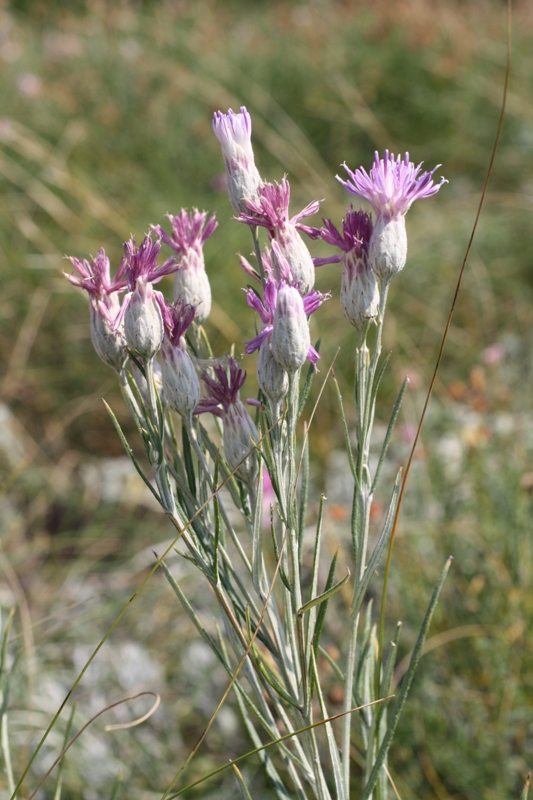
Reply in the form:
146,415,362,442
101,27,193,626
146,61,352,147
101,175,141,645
244,274,327,376
118,234,177,360
160,302,201,421
212,106,262,214
238,178,319,294
152,209,217,323
314,208,379,331
338,151,447,281
196,357,259,484
64,248,128,371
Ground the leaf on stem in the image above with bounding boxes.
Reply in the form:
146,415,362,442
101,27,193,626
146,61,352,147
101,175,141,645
371,377,408,495
297,429,309,560
361,557,452,800
181,424,197,497
297,338,321,419
103,401,162,505
252,467,264,593
332,372,357,483
298,570,350,616
351,469,402,616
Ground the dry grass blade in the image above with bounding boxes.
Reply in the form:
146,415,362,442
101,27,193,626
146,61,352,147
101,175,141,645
27,691,161,799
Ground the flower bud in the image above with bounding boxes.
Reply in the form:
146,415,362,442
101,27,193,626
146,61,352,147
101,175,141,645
271,284,310,373
368,214,407,282
256,339,289,403
161,339,201,420
223,400,259,484
273,228,315,294
212,107,262,215
90,302,127,371
123,283,164,360
173,266,211,323
340,250,380,330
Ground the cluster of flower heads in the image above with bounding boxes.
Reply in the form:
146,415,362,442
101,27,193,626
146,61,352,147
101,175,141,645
65,104,446,481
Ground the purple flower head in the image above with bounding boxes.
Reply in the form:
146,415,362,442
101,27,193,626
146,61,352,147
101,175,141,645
243,278,278,354
245,278,328,368
164,301,196,350
152,209,218,262
338,151,447,220
64,249,128,369
312,207,373,266
213,107,254,167
160,302,200,420
314,208,379,328
212,106,262,214
115,234,178,359
196,357,248,417
238,178,319,236
65,248,127,324
196,356,259,482
238,179,319,294
65,248,127,301
153,210,215,322
124,234,178,294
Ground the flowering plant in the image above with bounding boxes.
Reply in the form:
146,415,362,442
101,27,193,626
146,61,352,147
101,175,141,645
61,106,450,799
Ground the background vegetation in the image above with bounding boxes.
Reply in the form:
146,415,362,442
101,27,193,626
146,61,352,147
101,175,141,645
0,0,532,797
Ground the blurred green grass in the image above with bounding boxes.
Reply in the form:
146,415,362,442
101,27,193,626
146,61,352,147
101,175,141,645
1,0,533,797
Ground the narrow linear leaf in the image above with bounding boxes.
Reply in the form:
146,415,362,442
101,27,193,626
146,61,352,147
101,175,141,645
233,765,254,800
361,557,452,800
371,377,408,494
306,494,326,664
369,350,391,410
298,430,309,560
310,649,346,800
380,622,402,698
298,570,350,616
53,704,76,800
181,425,197,497
169,698,390,799
270,514,292,593
352,470,402,616
213,458,221,584
318,645,345,683
298,338,321,419
103,401,161,504
520,773,531,800
332,372,357,482
310,548,340,697
162,567,281,756
248,629,301,710
252,469,264,593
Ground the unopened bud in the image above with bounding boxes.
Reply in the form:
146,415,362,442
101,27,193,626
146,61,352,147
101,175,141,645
161,340,201,420
369,215,407,282
223,400,259,484
90,304,127,371
124,284,164,360
271,284,310,373
212,107,262,215
340,250,380,330
257,339,289,403
274,227,315,294
173,267,211,323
